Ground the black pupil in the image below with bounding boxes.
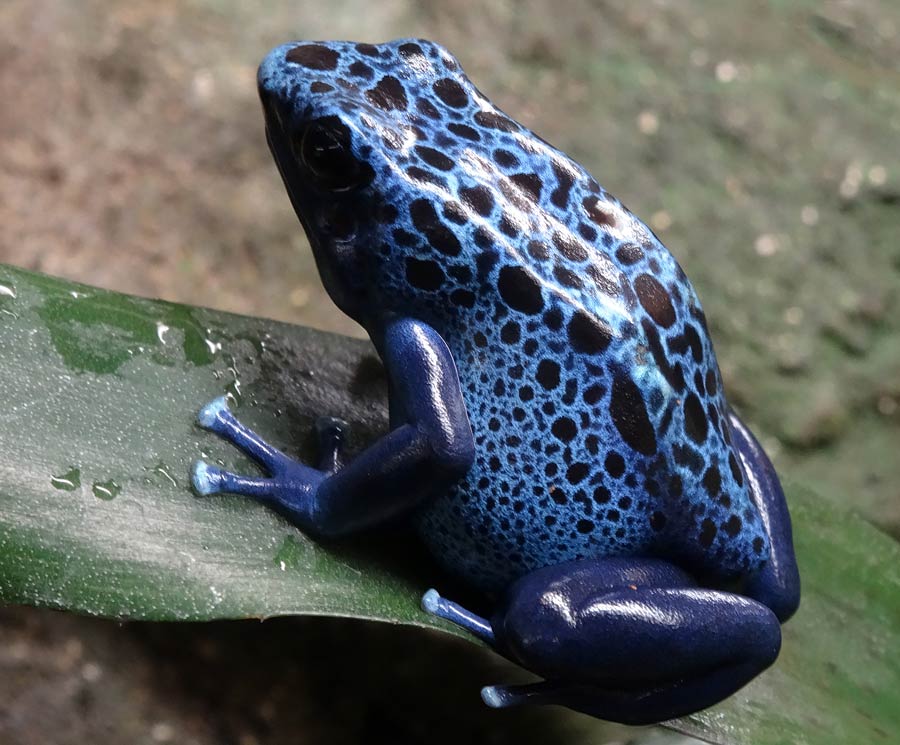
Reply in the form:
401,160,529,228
300,117,366,191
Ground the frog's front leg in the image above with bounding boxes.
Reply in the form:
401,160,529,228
424,557,781,725
191,317,475,537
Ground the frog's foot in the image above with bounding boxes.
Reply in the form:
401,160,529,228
191,397,325,521
421,588,496,645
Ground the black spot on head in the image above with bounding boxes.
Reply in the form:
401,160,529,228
474,110,518,131
567,311,613,355
509,173,543,202
409,199,462,256
366,75,408,111
683,393,708,443
405,258,444,291
432,78,468,108
752,536,765,553
723,514,742,537
604,451,625,478
443,201,467,225
415,146,454,171
459,185,494,216
407,166,445,187
416,97,441,119
702,466,721,498
593,486,611,504
583,196,617,227
551,416,577,443
609,373,657,456
310,81,334,93
554,266,582,289
286,44,340,70
398,42,424,58
498,265,544,315
552,232,589,262
448,122,481,141
527,241,550,261
650,511,667,531
634,274,676,328
576,519,594,534
348,60,373,79
500,321,521,345
615,243,644,265
494,149,519,168
699,518,717,548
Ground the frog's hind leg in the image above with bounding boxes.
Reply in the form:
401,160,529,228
481,556,781,725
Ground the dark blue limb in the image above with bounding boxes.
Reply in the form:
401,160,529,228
427,557,781,725
421,588,496,645
729,411,801,621
191,317,474,537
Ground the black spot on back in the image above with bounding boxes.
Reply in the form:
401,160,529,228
509,173,543,202
416,146,454,171
551,417,577,442
604,451,625,478
583,196,617,227
634,274,676,328
286,44,340,70
459,185,494,216
310,81,334,93
683,393,708,443
498,265,544,315
567,311,612,355
699,518,717,548
474,110,518,132
609,372,657,455
702,466,721,498
536,359,560,390
366,75,408,111
615,243,644,265
448,122,480,141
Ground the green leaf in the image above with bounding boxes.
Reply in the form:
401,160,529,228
0,263,897,745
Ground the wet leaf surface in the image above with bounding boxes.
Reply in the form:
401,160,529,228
1,264,897,745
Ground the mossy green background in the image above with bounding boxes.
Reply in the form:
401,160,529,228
0,1,898,743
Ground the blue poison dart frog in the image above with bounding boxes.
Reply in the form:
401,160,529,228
191,39,800,725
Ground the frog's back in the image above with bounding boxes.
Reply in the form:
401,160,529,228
258,38,769,591
335,42,770,592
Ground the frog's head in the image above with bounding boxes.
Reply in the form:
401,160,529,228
257,38,484,325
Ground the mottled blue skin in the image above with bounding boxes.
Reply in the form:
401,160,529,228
191,38,800,724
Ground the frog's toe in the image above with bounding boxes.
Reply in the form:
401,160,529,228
191,459,223,496
197,396,230,429
481,685,512,709
191,460,277,499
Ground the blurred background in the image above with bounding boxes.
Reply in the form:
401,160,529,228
1,0,898,743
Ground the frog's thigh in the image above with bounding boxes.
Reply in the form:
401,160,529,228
491,557,781,724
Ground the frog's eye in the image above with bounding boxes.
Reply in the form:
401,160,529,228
297,117,373,192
